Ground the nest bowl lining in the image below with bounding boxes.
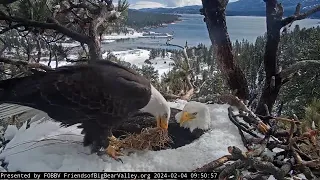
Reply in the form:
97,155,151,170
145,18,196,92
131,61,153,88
111,127,173,151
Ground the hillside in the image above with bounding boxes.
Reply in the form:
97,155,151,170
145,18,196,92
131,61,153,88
125,9,181,29
139,0,320,18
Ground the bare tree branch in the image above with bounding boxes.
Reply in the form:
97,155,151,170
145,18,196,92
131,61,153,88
281,4,320,27
0,23,24,34
0,57,53,71
0,12,90,43
165,40,196,100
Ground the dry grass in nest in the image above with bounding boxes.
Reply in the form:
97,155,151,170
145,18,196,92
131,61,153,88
111,127,173,151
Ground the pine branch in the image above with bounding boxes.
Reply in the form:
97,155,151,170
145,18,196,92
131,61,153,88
280,60,320,81
0,11,90,44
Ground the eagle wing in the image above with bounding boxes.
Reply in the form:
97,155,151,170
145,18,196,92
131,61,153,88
1,60,152,123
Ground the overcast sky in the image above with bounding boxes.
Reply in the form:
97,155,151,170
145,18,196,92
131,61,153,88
128,0,239,9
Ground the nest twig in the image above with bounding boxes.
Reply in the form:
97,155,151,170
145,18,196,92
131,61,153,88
193,94,320,179
111,127,173,151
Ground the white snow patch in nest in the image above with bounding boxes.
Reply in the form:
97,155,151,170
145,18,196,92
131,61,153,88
4,125,18,141
0,102,246,172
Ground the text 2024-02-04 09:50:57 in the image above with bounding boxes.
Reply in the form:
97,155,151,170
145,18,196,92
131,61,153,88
0,172,220,179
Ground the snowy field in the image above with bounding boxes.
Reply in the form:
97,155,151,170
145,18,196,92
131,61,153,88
38,55,77,69
0,100,246,172
38,60,73,69
103,49,174,77
36,48,173,77
102,31,144,41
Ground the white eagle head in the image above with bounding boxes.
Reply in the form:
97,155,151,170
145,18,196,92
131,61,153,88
175,101,211,132
139,84,171,130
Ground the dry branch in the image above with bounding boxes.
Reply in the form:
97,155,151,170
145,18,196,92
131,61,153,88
0,57,53,72
192,155,235,172
192,100,320,179
282,4,320,27
164,41,195,101
255,1,320,116
220,94,271,135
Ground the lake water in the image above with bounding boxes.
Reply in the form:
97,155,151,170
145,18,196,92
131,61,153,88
102,14,320,51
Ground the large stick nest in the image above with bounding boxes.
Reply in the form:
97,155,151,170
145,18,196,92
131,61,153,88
111,108,207,150
111,127,173,151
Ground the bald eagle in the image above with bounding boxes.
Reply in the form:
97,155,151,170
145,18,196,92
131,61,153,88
176,101,211,132
113,101,212,150
168,101,211,148
0,60,170,161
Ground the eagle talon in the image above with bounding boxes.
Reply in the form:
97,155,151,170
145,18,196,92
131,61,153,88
108,135,119,143
115,157,123,163
106,144,124,163
257,122,270,134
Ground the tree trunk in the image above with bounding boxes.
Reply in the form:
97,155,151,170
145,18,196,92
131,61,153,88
88,36,102,61
255,1,320,116
87,5,115,62
201,0,249,100
255,0,283,115
35,35,41,63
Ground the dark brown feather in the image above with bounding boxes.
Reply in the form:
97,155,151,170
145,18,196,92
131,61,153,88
0,60,152,152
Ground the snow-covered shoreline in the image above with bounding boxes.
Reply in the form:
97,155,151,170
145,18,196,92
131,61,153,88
59,29,173,48
102,31,144,41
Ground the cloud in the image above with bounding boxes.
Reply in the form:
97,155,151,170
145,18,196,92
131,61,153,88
130,1,166,9
169,0,202,7
128,0,240,9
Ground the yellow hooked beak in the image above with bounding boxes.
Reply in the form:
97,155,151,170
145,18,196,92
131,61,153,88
157,115,168,130
179,111,196,126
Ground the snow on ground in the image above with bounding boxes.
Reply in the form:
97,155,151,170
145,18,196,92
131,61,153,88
38,60,73,69
168,99,189,110
104,49,150,65
103,49,174,77
4,125,18,141
101,39,116,43
0,101,246,172
38,54,79,68
36,48,173,76
59,42,81,48
102,32,144,41
151,56,175,76
101,31,173,41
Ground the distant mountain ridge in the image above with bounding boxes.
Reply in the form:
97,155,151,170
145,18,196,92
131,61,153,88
138,0,320,18
126,9,180,29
